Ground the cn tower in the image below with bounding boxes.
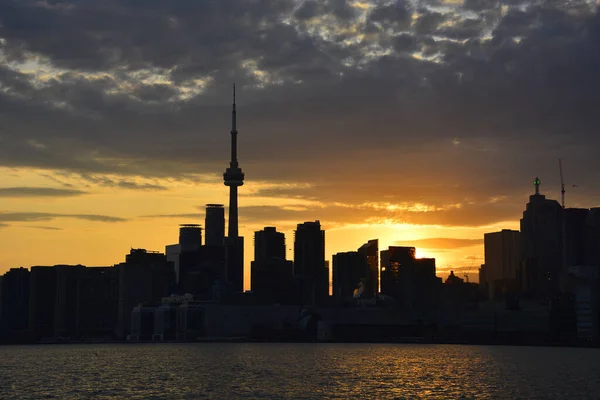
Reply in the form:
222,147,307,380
223,84,245,292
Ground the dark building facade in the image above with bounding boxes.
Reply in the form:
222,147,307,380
565,208,589,268
179,224,202,252
29,266,58,340
294,221,328,305
484,230,521,300
585,208,600,267
332,251,363,299
520,178,564,302
77,267,119,339
251,227,294,304
205,204,225,246
54,265,86,339
179,245,226,299
358,239,379,298
380,246,438,310
116,249,174,339
0,267,30,339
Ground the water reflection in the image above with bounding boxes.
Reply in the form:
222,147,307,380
1,343,599,399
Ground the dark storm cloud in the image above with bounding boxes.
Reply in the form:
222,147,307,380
0,212,126,223
0,187,87,197
0,0,599,216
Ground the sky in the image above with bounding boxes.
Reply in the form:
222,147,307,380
1,0,600,288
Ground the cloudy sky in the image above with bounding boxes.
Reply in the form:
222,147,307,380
1,0,599,286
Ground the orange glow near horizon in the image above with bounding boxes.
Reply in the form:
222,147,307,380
0,167,524,287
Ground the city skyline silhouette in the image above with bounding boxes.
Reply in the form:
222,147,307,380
1,1,600,287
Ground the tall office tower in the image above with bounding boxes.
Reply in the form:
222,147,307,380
205,204,225,246
358,239,379,297
0,268,30,335
332,251,363,299
380,246,438,310
251,227,293,303
179,224,202,252
564,208,589,268
294,220,328,305
223,84,245,293
585,208,600,266
29,266,58,340
116,249,175,339
520,177,564,302
54,265,86,339
254,227,286,263
484,229,521,300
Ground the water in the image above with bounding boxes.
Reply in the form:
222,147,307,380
1,343,599,399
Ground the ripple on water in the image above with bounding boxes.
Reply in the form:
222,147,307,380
1,343,600,399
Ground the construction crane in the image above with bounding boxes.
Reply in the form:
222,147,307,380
559,159,565,209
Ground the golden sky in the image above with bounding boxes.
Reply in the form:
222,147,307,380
0,166,525,287
1,0,600,289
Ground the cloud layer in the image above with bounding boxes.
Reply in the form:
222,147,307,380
1,0,599,229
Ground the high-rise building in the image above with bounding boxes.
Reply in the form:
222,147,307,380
332,251,363,299
484,229,521,300
0,268,30,336
179,224,202,252
223,84,245,293
564,208,589,268
251,227,294,304
294,220,328,305
358,239,379,297
116,249,174,339
520,177,563,301
205,204,225,246
380,246,438,310
54,265,86,339
254,227,286,263
29,266,58,340
585,207,600,267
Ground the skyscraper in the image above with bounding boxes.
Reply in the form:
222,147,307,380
333,239,379,299
251,227,293,304
294,221,327,305
205,204,225,246
254,227,286,263
358,239,379,297
484,229,521,300
380,246,438,310
520,177,563,302
223,84,245,293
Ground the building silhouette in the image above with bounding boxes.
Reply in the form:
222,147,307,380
520,178,564,302
0,267,30,337
483,229,521,300
29,266,58,340
116,249,174,339
223,84,245,293
564,208,589,268
251,227,294,304
205,204,225,246
294,221,328,305
585,208,600,266
380,246,438,310
358,239,379,297
332,251,363,299
333,239,379,300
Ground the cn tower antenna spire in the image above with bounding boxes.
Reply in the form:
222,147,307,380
232,83,237,134
223,82,245,292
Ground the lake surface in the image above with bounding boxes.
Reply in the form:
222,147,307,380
1,343,599,399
